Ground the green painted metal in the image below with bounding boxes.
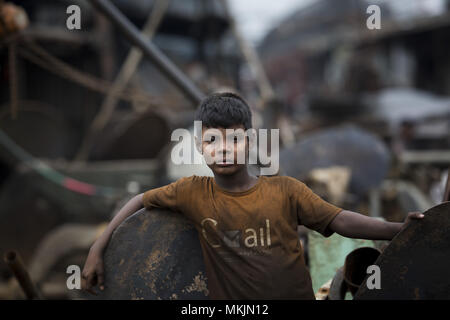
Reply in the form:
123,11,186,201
308,231,376,297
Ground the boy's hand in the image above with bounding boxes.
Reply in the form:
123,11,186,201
81,246,105,295
79,193,144,295
401,211,425,231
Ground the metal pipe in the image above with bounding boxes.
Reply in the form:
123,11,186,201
4,250,42,300
89,0,205,106
220,0,274,104
74,0,171,162
343,247,380,296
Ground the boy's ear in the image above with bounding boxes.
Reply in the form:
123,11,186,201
194,136,203,154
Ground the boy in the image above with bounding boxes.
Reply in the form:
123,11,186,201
81,92,423,299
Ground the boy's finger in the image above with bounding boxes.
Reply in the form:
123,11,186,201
97,272,105,291
81,276,96,295
85,274,95,289
409,212,424,219
85,275,98,296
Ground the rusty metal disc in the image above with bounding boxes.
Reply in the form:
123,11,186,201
95,208,208,300
355,202,450,300
280,125,390,197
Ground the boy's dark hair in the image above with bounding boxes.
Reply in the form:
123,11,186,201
195,92,252,129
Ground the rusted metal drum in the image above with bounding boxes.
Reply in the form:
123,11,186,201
343,247,380,295
96,208,209,300
280,125,390,197
355,202,450,299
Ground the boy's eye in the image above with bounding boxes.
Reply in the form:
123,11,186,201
210,136,215,142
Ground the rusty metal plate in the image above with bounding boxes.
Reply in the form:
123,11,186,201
95,208,208,300
355,202,450,299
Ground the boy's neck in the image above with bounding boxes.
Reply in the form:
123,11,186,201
213,167,258,193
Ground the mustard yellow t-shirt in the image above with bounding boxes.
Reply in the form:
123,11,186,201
142,175,343,299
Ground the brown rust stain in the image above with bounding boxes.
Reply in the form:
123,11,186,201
144,249,170,272
182,271,209,296
138,248,171,295
130,291,144,300
145,280,157,295
138,217,151,233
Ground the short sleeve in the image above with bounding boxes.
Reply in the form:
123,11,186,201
288,177,343,237
142,177,191,212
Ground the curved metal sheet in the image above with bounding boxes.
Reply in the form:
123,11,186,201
355,202,450,299
280,125,390,196
95,208,208,300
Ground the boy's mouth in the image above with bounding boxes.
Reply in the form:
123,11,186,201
216,159,235,167
216,163,234,167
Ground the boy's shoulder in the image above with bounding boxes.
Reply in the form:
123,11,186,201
265,175,307,187
263,176,312,196
174,175,212,188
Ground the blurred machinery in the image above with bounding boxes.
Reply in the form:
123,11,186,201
0,0,237,293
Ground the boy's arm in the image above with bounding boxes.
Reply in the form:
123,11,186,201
91,193,144,253
328,210,424,240
81,193,145,294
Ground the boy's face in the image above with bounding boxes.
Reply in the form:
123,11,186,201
200,124,249,176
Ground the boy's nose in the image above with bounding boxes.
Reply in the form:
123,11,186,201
220,141,233,154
